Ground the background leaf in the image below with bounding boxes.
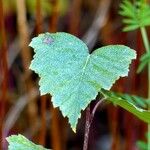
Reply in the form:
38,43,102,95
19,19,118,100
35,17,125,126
6,134,49,150
137,52,150,73
119,0,150,31
29,32,136,131
136,133,149,150
137,141,147,150
102,90,150,123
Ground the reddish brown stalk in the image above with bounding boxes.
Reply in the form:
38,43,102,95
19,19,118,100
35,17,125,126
35,0,47,146
107,106,120,150
108,80,123,150
68,0,82,35
0,0,8,149
50,108,62,150
49,0,59,33
124,113,136,150
39,96,47,146
36,0,43,34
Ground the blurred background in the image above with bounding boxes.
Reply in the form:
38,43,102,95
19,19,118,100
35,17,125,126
0,0,149,149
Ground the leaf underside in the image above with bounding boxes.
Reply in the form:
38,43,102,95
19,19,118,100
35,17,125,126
29,32,136,131
6,134,49,150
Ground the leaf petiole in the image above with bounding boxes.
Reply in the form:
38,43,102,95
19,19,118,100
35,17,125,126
83,98,105,150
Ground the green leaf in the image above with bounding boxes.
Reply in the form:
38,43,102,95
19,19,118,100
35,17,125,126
29,32,136,131
137,52,150,73
123,24,139,32
6,134,49,150
137,141,147,150
137,133,150,150
132,95,147,108
103,90,148,108
103,90,150,123
140,52,150,61
137,59,148,73
119,0,150,31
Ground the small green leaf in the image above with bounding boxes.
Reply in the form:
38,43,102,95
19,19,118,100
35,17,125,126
123,24,139,32
137,132,150,150
137,59,148,73
119,1,136,18
140,52,150,61
103,90,150,123
29,32,136,131
6,134,50,150
137,52,150,73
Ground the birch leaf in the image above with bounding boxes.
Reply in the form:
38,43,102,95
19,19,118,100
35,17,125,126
29,32,136,131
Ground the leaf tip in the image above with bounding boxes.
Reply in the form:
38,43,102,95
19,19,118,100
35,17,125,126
72,128,76,133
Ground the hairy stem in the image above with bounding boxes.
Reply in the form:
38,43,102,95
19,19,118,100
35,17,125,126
83,98,105,150
140,27,150,150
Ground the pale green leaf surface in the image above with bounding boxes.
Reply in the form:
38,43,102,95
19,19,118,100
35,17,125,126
103,90,150,123
6,134,49,150
29,32,136,131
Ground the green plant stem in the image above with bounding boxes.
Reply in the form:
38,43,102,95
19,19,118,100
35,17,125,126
141,27,150,53
140,27,150,150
